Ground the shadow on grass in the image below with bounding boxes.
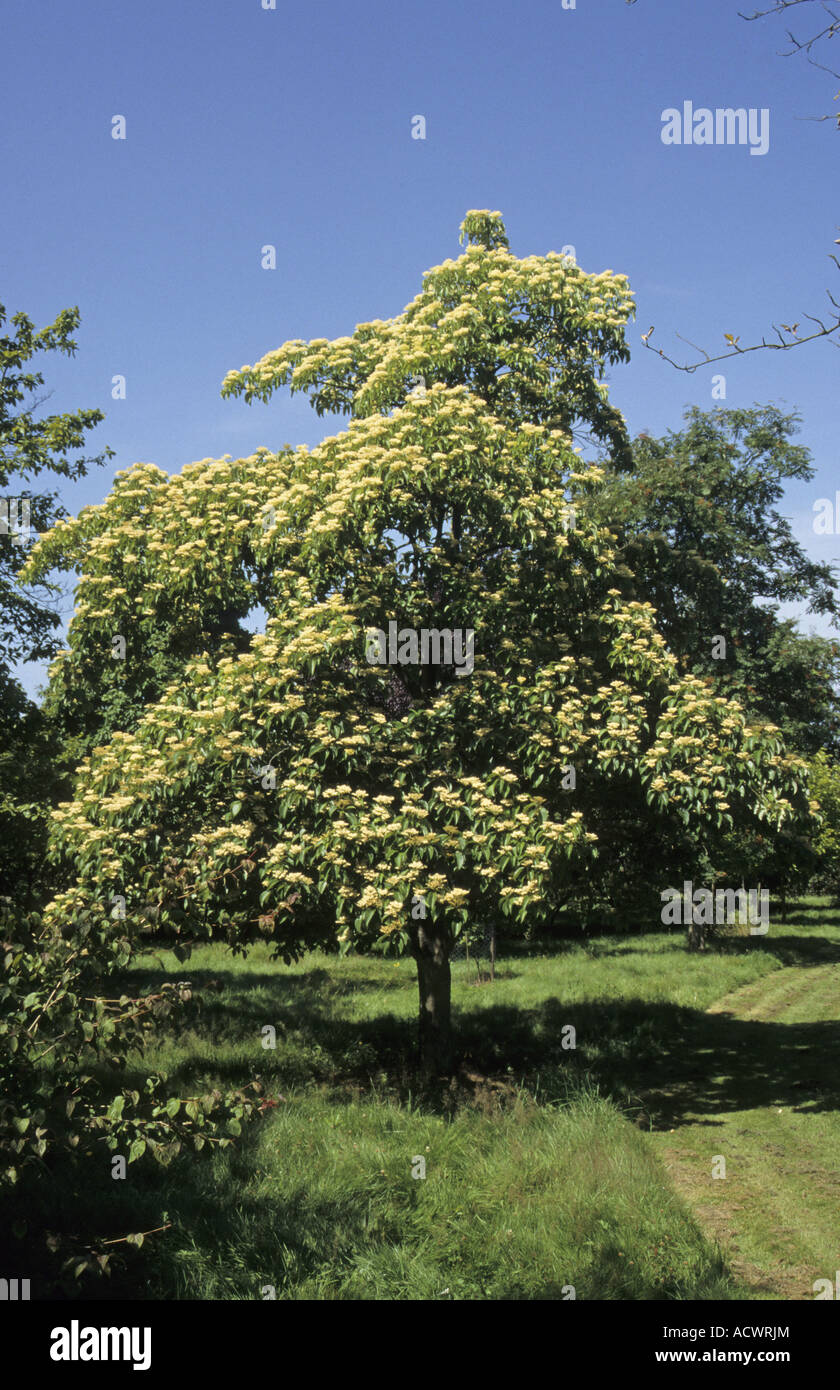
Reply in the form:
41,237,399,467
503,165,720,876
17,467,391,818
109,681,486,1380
518,995,840,1127
113,951,840,1132
9,901,838,1298
111,914,840,1126
5,1091,732,1302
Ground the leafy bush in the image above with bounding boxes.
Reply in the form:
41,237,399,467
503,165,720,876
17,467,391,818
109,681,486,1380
0,901,263,1282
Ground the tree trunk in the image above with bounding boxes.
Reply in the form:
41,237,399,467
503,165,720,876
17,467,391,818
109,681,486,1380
687,902,706,952
489,924,496,982
687,919,706,951
410,921,453,1075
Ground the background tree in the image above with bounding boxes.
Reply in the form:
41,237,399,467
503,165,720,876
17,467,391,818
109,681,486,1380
588,405,840,757
0,303,113,673
0,302,113,904
26,214,813,1073
806,749,840,893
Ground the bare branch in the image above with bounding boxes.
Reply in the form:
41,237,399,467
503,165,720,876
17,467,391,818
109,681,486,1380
740,0,840,119
642,316,839,372
641,226,840,371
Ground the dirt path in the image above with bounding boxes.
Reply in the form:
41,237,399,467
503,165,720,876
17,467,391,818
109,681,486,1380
646,962,840,1300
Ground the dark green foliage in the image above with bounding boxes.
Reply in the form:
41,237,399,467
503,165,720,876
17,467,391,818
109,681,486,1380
590,405,840,756
0,301,114,902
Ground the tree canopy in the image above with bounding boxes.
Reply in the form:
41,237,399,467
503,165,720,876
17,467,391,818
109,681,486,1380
22,213,814,1070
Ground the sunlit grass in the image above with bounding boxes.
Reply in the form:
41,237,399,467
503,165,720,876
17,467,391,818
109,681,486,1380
12,898,839,1300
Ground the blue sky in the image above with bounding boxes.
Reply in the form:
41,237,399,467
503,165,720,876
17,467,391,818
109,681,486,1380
3,0,838,695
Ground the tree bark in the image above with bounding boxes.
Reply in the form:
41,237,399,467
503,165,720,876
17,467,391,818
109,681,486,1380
686,918,706,951
410,921,453,1075
687,901,707,951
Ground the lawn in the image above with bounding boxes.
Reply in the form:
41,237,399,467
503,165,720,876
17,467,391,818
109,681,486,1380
11,899,840,1300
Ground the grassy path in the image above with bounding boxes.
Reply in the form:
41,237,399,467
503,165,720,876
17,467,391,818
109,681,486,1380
646,958,840,1300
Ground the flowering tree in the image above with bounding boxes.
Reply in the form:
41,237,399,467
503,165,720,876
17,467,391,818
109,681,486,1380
23,213,811,1072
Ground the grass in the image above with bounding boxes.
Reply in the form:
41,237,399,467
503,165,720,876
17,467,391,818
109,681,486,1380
646,915,840,1299
7,899,840,1300
126,1084,736,1301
